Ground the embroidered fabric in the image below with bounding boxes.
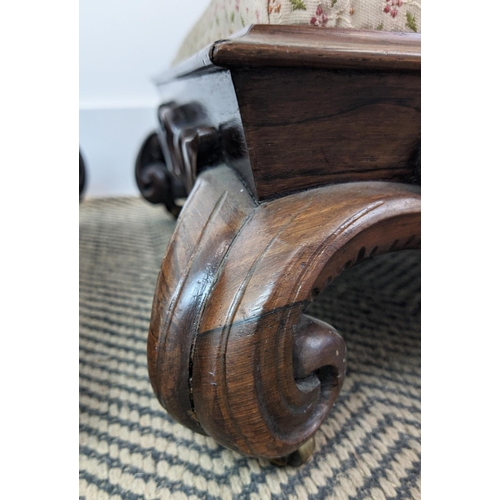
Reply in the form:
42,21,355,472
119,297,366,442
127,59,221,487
173,0,421,64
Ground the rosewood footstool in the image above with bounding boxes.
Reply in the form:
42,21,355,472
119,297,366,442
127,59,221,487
136,15,421,465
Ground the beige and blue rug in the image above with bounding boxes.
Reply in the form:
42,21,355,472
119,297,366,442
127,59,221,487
79,197,421,500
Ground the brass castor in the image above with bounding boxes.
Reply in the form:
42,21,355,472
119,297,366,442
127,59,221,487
270,437,316,467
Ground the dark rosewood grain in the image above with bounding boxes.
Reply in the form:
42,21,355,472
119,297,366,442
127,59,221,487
148,166,421,459
152,26,421,202
232,66,420,200
148,168,255,433
146,26,422,462
156,25,421,82
154,70,256,198
211,25,420,72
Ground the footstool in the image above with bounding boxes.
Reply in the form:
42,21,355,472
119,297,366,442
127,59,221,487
136,2,421,464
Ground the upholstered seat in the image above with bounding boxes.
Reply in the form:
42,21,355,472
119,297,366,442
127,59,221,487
173,0,421,64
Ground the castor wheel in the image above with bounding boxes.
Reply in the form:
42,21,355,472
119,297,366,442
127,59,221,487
135,131,187,218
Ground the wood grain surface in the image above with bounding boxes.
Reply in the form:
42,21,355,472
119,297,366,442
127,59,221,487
211,25,421,72
233,66,420,200
155,25,421,83
148,166,421,458
153,26,421,202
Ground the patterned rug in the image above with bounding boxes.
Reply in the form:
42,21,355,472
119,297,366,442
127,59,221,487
79,197,421,500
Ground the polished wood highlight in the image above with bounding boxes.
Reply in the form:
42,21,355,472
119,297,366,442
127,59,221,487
156,25,421,82
211,25,420,72
148,167,254,433
153,69,257,200
151,26,421,203
148,166,421,459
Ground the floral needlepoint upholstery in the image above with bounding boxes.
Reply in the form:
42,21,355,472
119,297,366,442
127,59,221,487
173,0,421,64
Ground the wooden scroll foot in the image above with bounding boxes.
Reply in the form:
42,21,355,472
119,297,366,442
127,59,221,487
148,166,421,460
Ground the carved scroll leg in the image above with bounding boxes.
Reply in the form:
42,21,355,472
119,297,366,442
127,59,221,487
148,165,421,461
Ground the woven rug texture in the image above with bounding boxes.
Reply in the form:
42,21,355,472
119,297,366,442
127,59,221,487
79,197,421,500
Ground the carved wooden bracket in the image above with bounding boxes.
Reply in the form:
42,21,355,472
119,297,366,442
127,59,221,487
136,103,222,217
147,166,421,460
158,102,220,193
